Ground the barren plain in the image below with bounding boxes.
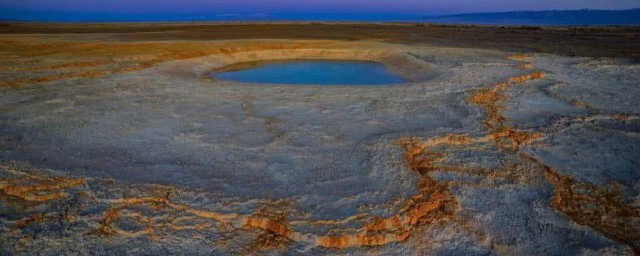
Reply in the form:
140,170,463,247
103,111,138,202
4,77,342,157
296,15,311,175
0,23,639,255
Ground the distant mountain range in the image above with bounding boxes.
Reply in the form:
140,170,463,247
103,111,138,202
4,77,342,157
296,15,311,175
422,9,640,26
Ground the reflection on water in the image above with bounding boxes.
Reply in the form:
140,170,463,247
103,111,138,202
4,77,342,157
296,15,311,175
212,60,405,85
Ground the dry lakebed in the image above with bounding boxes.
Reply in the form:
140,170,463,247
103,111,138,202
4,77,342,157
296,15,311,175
0,23,639,255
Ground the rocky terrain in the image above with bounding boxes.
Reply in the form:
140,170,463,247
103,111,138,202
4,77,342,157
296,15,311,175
0,24,638,255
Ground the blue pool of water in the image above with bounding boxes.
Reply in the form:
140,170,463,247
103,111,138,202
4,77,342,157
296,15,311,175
212,60,405,85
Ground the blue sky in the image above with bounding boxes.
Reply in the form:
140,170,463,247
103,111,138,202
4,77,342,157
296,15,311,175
1,0,639,21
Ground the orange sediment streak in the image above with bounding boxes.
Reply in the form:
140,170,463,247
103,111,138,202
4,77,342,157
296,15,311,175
508,54,529,61
241,217,293,238
468,71,545,150
315,232,410,248
0,175,84,202
522,154,640,253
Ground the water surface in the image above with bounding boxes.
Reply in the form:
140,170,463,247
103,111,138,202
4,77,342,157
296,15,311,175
213,60,405,85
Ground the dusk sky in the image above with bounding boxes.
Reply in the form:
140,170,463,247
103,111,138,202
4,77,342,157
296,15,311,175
1,0,639,21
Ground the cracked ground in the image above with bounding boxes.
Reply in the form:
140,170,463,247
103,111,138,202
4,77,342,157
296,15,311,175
0,24,639,255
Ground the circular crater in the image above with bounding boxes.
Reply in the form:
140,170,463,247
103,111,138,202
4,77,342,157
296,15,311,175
154,48,437,84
